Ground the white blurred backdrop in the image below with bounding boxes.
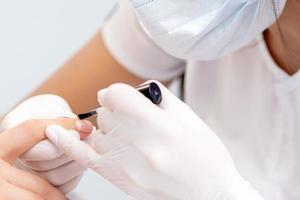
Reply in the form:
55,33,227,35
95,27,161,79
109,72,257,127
0,0,131,199
0,0,115,113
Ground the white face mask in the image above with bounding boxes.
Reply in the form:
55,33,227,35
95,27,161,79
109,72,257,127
129,0,287,60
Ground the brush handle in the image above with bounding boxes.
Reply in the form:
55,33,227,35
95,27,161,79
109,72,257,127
136,82,162,105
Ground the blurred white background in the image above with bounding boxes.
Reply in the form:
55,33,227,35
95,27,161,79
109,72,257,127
0,0,131,199
0,0,115,114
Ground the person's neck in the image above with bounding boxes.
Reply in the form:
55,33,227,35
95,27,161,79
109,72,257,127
264,0,300,75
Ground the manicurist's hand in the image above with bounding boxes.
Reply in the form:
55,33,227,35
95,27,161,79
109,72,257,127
0,95,93,194
0,117,87,200
46,82,263,200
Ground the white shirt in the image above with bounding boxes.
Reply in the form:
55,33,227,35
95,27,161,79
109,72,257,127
102,1,300,199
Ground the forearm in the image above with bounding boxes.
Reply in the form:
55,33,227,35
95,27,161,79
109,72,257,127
29,31,144,114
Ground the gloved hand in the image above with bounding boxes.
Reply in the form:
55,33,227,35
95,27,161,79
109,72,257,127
46,82,264,200
0,95,93,194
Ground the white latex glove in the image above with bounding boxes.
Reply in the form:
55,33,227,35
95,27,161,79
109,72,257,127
46,82,264,200
0,95,91,194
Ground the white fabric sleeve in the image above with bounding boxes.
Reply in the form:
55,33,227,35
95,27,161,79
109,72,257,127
101,0,185,81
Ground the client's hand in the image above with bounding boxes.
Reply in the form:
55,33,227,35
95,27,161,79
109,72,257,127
0,117,86,200
0,95,93,194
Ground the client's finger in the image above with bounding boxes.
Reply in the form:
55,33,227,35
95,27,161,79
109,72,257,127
0,118,92,164
0,179,45,200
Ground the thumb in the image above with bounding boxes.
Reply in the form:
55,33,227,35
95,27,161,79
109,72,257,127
98,83,157,115
46,125,102,171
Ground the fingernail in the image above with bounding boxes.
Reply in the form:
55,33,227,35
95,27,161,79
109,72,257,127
75,120,93,133
97,89,107,105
